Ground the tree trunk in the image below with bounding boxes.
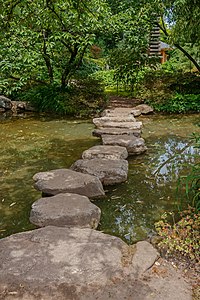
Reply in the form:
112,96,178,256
42,30,54,83
61,46,78,89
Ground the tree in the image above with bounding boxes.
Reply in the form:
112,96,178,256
0,0,110,93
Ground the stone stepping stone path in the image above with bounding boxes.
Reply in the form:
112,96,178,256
82,145,128,160
30,193,101,229
71,158,128,185
102,134,147,155
0,103,191,299
33,169,105,198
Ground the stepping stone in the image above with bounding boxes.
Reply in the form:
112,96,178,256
102,107,142,117
30,193,101,229
82,145,128,160
71,158,128,185
33,169,105,198
92,127,141,138
134,104,154,114
102,135,147,155
95,121,143,130
0,227,166,300
93,115,136,127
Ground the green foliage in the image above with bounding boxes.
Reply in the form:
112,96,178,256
0,0,111,91
155,208,200,262
15,78,107,117
177,134,200,211
91,70,116,87
138,69,200,113
150,93,200,113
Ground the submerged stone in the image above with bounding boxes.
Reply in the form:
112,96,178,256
102,135,147,155
71,158,128,185
30,193,101,229
33,169,105,198
82,145,128,160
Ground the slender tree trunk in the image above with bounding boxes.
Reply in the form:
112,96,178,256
42,30,54,83
156,21,200,72
61,47,78,88
174,43,200,72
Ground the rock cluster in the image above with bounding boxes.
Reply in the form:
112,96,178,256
0,95,36,114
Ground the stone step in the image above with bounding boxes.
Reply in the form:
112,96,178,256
30,193,101,229
102,135,147,155
82,145,128,160
33,169,105,198
92,127,142,138
71,158,128,186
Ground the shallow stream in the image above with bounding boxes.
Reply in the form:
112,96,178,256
0,113,199,243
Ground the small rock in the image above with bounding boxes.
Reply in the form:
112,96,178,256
33,169,105,198
71,158,128,185
82,145,128,160
30,193,101,229
102,135,147,155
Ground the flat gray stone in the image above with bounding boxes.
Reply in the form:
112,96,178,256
97,121,143,130
102,108,142,117
93,115,136,127
92,127,141,138
71,158,128,185
0,227,191,300
33,169,105,198
134,104,154,114
102,135,147,155
30,193,101,229
82,145,128,160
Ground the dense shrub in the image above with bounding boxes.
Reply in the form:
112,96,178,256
13,78,107,117
155,208,200,262
138,70,200,113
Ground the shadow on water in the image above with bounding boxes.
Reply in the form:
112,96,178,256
0,113,199,242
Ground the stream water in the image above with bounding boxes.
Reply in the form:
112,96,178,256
0,113,199,243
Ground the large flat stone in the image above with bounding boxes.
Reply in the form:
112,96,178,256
30,193,101,229
97,121,143,130
82,145,128,160
102,108,142,117
33,169,105,198
0,227,191,300
71,158,128,185
92,127,141,138
93,115,136,127
102,135,147,155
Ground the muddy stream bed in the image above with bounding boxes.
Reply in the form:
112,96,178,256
0,113,199,243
